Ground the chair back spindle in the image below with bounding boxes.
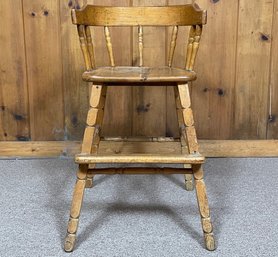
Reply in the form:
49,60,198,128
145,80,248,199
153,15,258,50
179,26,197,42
185,25,202,71
84,26,96,68
138,26,144,67
77,25,92,70
104,26,115,67
72,5,206,70
168,25,179,67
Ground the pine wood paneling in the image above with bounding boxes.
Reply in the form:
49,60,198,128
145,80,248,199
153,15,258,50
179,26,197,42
267,0,278,138
2,140,278,158
90,0,133,137
0,0,29,141
191,0,238,139
166,0,192,138
132,0,167,137
60,0,88,140
1,0,278,141
23,0,64,140
234,0,273,139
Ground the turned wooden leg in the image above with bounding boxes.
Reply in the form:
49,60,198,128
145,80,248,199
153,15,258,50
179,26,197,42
175,84,194,191
184,174,194,191
64,164,88,252
84,84,106,189
85,172,94,188
193,164,216,251
177,83,216,250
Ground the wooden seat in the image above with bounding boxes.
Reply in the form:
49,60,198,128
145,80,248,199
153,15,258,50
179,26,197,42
64,3,216,253
82,66,196,83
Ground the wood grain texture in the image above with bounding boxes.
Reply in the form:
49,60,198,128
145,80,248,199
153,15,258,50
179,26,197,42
191,0,238,139
60,0,88,140
23,0,64,140
91,0,133,137
87,167,193,174
166,0,192,139
75,153,204,164
82,66,196,83
234,0,273,139
2,139,278,158
132,0,167,137
72,5,206,26
0,0,29,141
267,0,278,138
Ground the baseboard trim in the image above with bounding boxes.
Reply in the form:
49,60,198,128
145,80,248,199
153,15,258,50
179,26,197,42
0,139,277,158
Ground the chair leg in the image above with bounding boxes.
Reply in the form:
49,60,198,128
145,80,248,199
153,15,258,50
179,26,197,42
64,164,88,252
174,85,194,191
184,174,194,191
64,84,106,251
193,164,216,251
84,84,106,189
177,83,216,250
85,175,94,188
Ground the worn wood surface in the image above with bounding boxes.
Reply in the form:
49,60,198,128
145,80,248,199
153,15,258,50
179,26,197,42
72,5,206,26
60,0,88,140
87,167,192,174
1,0,278,141
1,140,278,158
191,0,238,140
82,66,196,83
0,1,29,141
92,0,133,137
166,0,191,138
23,0,64,140
234,0,273,139
75,153,204,164
132,0,167,137
267,0,278,138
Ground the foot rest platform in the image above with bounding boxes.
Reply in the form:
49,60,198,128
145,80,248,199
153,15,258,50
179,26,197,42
75,153,205,164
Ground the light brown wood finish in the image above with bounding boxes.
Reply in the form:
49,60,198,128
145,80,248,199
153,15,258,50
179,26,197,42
65,2,215,252
60,0,88,140
234,0,273,139
71,5,207,26
191,0,238,139
138,26,144,67
23,0,64,140
268,0,278,138
104,26,115,66
166,0,192,139
2,1,278,141
132,0,168,138
177,82,215,250
0,0,29,141
168,26,178,67
87,167,192,174
85,26,96,68
64,84,106,251
75,153,204,164
92,0,133,137
82,66,196,83
2,139,278,158
193,164,215,251
174,86,194,191
77,25,92,70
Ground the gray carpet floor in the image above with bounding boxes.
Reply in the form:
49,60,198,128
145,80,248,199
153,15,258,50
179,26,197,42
0,158,278,257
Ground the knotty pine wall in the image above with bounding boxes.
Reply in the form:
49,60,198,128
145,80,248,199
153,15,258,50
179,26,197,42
0,0,277,141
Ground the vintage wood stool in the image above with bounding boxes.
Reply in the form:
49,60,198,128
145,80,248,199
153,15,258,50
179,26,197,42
64,4,216,252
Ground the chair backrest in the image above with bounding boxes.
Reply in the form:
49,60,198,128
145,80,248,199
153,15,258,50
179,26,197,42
71,4,207,71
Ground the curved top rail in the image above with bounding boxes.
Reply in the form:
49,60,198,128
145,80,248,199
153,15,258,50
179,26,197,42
71,4,207,26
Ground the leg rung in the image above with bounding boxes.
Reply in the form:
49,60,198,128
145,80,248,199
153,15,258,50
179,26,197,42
75,153,204,164
88,167,193,174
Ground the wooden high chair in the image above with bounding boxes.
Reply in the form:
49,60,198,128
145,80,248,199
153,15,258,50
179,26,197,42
64,4,216,252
